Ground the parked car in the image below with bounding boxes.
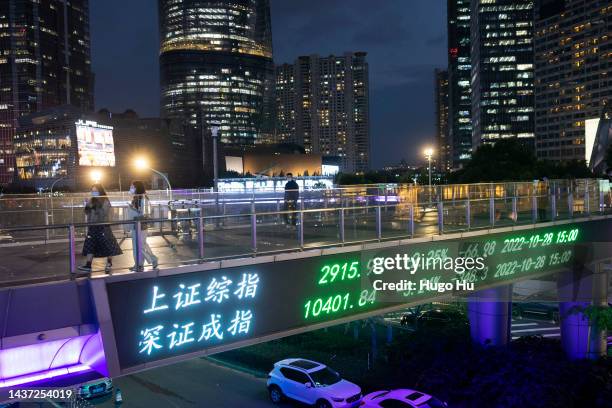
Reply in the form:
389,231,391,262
76,377,113,399
401,308,466,328
267,358,362,408
512,302,559,323
399,311,418,326
361,389,447,408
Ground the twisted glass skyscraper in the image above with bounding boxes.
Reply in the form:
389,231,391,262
158,0,274,147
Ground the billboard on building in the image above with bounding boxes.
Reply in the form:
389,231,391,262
76,120,116,167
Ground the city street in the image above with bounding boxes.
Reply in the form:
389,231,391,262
511,317,560,340
87,316,562,408
95,358,279,408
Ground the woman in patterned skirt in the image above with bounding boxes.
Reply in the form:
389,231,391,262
78,184,122,273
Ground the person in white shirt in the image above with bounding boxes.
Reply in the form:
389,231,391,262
128,180,159,271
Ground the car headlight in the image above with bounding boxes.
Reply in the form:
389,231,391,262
331,397,344,402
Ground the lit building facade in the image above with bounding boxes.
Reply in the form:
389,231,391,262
447,0,473,168
534,0,611,161
275,53,371,173
436,69,450,172
470,0,536,150
13,106,115,190
158,0,275,148
275,63,297,145
0,0,93,186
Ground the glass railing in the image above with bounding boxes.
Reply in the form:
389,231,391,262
0,179,610,287
0,179,602,228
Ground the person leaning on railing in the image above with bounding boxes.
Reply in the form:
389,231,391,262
537,178,550,221
78,184,123,273
284,173,299,227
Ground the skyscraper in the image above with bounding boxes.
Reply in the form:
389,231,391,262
447,0,472,169
534,0,611,161
158,0,275,148
275,53,370,173
0,0,93,186
275,63,297,146
435,69,450,172
470,0,536,150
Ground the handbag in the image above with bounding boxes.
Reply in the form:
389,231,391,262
128,198,151,230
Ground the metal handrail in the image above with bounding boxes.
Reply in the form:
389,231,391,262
0,184,608,286
0,195,559,233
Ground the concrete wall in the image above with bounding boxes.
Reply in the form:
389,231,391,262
0,279,97,349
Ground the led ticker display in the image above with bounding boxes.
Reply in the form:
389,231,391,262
76,120,116,167
105,224,589,372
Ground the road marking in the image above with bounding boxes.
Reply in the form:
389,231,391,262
511,323,538,327
512,327,560,334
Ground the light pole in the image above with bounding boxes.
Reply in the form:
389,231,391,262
49,176,67,196
210,121,221,192
48,176,67,239
134,158,172,200
424,148,434,203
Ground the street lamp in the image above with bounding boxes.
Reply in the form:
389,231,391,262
134,157,172,199
424,148,434,187
49,176,67,196
90,170,103,184
210,121,221,193
424,148,434,203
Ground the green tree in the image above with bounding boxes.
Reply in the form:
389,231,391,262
449,139,593,183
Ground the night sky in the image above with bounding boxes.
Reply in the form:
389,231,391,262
91,0,447,168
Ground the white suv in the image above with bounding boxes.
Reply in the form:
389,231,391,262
267,358,362,408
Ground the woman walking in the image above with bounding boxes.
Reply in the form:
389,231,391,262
128,181,159,271
78,184,122,273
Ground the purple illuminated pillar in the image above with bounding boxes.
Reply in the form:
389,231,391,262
467,284,512,347
557,267,608,360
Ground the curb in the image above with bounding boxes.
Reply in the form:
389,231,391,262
203,356,268,378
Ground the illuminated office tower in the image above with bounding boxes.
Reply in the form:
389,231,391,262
275,53,370,173
0,0,93,186
158,0,274,148
447,0,472,169
470,0,536,150
275,63,297,145
435,69,450,172
534,0,611,161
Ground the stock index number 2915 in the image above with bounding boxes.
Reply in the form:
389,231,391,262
318,261,361,285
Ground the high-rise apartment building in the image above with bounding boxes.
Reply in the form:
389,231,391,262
447,0,473,169
435,69,451,172
534,0,611,161
470,0,536,150
158,0,275,147
275,63,297,146
275,53,370,173
0,0,93,186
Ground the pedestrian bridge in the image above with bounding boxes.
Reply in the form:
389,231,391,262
0,180,610,392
